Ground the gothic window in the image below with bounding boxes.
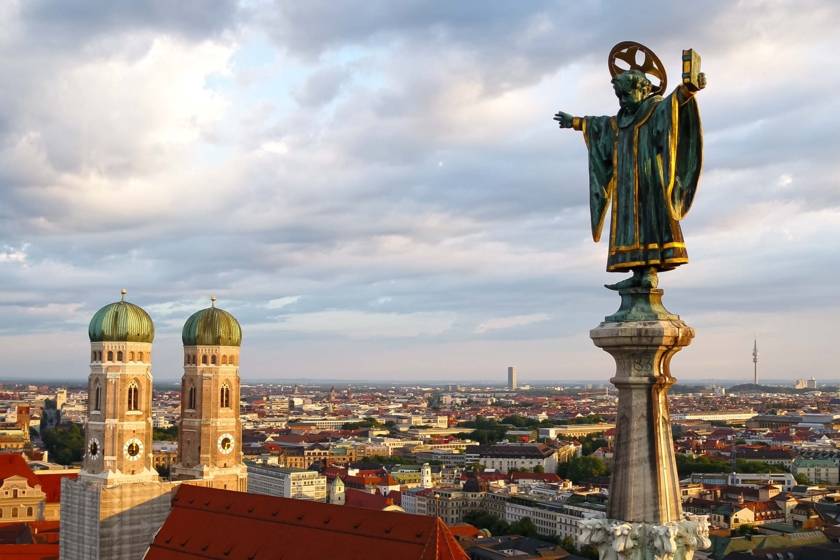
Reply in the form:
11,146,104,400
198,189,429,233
107,350,114,361
94,383,101,412
211,355,217,365
188,386,196,410
129,351,135,361
220,384,231,408
91,351,96,362
127,381,139,411
221,355,228,365
117,351,123,362
202,355,208,365
138,351,144,362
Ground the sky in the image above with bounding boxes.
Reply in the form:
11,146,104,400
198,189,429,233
0,1,839,383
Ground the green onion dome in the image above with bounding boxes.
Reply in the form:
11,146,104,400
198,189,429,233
88,290,155,343
182,298,242,347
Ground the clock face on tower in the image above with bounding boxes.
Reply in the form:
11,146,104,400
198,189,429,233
87,437,101,460
217,433,234,455
124,438,144,461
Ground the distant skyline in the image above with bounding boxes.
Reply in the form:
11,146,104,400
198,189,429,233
1,2,839,382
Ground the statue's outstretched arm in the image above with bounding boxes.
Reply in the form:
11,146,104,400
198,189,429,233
553,111,584,131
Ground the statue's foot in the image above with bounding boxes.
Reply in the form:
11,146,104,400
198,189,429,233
604,273,640,291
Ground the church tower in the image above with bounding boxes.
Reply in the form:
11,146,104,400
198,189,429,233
171,297,247,491
82,289,157,481
61,290,174,560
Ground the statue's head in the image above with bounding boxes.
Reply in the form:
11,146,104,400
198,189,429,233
612,69,652,112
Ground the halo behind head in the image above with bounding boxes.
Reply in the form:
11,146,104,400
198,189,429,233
608,41,667,96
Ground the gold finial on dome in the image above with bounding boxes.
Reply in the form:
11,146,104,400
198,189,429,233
121,288,127,301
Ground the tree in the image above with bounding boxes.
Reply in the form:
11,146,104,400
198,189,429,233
560,456,608,483
41,423,84,465
533,465,545,473
463,511,510,536
508,517,538,538
794,472,810,485
153,425,178,441
580,434,608,456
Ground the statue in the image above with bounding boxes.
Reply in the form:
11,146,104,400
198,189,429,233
554,42,706,290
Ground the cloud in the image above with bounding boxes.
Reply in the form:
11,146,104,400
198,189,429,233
256,310,456,339
1,2,840,381
475,313,550,334
267,296,301,309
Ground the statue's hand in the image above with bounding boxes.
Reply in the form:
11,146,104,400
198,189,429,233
553,111,573,129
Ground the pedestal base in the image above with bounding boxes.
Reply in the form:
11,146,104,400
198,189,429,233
579,515,711,560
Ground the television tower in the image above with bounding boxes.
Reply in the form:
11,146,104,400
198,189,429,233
752,339,758,385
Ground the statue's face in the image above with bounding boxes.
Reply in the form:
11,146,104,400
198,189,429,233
612,75,647,113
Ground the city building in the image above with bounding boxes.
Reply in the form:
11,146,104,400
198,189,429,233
145,484,469,560
791,450,840,484
246,463,327,502
470,444,559,474
507,367,518,390
60,294,248,560
0,453,77,522
689,472,797,492
402,487,485,525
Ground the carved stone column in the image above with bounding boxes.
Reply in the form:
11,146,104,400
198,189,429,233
581,288,709,560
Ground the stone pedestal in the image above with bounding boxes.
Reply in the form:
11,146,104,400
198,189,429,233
581,288,709,560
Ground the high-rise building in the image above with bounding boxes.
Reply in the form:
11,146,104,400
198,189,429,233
507,366,518,390
752,339,758,384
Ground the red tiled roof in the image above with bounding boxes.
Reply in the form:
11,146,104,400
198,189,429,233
508,472,562,483
34,472,77,503
344,488,392,510
146,485,468,560
0,544,59,559
0,453,39,488
448,523,482,539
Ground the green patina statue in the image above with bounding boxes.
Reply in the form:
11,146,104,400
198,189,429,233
555,42,706,290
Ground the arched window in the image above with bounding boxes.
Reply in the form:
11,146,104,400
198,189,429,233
98,351,103,361
220,384,231,408
26,506,32,517
127,381,139,411
129,351,135,361
211,355,217,365
107,350,114,361
116,351,123,362
137,351,144,362
221,355,228,365
11,507,18,518
188,386,196,410
91,351,96,362
201,355,208,365
94,383,101,412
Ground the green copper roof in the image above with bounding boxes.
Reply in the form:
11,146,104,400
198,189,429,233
182,299,242,347
88,291,155,343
